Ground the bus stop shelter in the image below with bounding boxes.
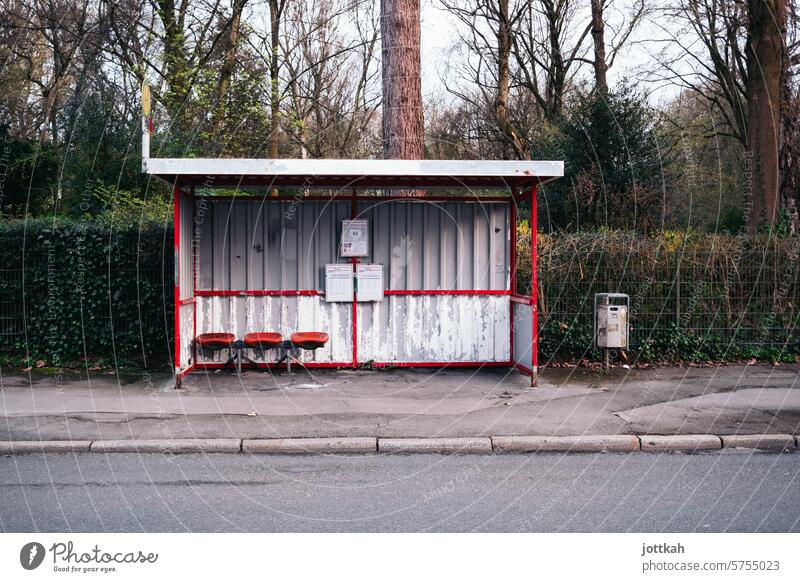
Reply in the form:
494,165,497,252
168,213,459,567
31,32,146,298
142,156,563,387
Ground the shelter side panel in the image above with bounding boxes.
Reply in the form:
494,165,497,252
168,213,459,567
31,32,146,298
178,191,194,300
357,295,510,362
196,296,352,363
179,303,195,369
512,302,533,371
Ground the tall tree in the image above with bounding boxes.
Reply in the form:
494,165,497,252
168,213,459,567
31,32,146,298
381,0,424,158
746,0,787,231
590,0,608,92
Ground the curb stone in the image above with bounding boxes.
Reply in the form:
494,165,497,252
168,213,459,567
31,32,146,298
243,437,377,454
1,435,795,455
378,437,492,454
492,435,640,453
90,439,242,453
0,441,92,454
721,434,796,451
640,435,721,452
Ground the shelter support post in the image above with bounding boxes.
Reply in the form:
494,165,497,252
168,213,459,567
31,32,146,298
531,185,538,387
173,182,181,386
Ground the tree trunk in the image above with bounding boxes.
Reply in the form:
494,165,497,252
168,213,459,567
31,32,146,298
381,0,424,159
496,0,528,159
269,0,282,159
214,0,248,137
591,0,608,93
746,0,786,233
156,0,191,124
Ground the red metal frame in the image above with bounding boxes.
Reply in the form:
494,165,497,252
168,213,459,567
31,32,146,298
531,185,538,387
173,184,181,375
191,186,197,370
351,193,358,369
509,192,517,363
179,190,539,381
192,194,514,203
194,361,513,371
195,290,321,297
383,289,509,296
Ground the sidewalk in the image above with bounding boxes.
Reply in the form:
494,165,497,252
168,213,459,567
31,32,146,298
1,364,798,442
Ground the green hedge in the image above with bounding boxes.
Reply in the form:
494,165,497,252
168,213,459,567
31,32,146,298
1,219,797,369
0,219,172,368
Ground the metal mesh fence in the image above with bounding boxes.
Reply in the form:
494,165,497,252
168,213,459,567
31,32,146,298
517,232,800,361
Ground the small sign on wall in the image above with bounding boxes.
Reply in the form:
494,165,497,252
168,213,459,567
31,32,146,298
356,264,384,302
341,219,369,257
325,264,354,302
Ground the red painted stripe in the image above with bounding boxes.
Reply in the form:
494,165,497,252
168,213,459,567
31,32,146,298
178,297,196,305
510,294,533,305
173,185,181,372
194,362,354,370
191,187,197,366
192,195,514,203
195,290,321,297
513,362,533,376
383,289,510,296
192,361,513,371
510,197,517,360
370,361,512,368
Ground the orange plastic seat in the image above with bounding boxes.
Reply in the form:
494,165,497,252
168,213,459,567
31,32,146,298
290,332,329,350
196,333,236,350
243,332,283,350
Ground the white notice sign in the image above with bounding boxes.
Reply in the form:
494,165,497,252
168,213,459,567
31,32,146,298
341,219,369,257
325,264,354,302
356,263,384,302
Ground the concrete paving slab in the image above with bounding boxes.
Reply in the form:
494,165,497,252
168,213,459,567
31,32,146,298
2,365,798,440
721,434,796,450
492,435,640,453
243,437,376,454
90,439,241,453
640,435,722,452
379,437,492,454
0,441,92,454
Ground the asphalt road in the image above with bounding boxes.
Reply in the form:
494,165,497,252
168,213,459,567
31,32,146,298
0,451,798,533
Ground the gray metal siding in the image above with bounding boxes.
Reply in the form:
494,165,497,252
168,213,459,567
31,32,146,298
358,201,509,290
512,302,533,370
358,296,510,362
196,199,351,290
196,296,352,363
196,199,509,291
179,303,194,367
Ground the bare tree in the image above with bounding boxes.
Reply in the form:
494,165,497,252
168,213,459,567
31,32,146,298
282,0,380,158
589,0,647,93
746,0,787,231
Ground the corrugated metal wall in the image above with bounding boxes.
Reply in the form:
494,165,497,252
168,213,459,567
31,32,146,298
192,198,512,364
512,302,533,371
358,296,510,362
356,201,509,290
196,199,351,290
196,296,352,363
179,192,194,299
196,199,509,291
178,191,195,370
